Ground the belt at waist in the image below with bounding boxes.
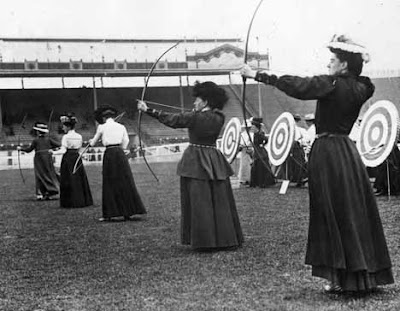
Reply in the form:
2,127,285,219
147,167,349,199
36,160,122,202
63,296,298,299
316,132,348,139
189,143,217,149
106,144,121,149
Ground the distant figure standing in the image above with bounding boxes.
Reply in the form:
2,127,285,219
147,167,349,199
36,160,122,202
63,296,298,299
237,119,252,186
249,117,276,188
18,122,60,200
373,145,400,196
90,105,146,222
287,114,308,186
304,113,316,160
50,113,93,208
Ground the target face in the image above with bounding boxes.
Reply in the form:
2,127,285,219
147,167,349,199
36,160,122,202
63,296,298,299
221,117,241,163
357,100,400,167
266,112,296,166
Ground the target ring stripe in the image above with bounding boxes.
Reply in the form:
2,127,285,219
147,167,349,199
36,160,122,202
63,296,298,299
267,112,295,166
357,100,400,167
221,117,241,163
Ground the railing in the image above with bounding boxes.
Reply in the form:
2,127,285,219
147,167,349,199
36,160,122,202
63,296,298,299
0,142,190,170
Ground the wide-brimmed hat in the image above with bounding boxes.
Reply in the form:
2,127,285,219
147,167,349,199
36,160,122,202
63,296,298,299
327,34,370,63
94,105,118,124
304,113,315,121
33,122,49,133
251,117,263,128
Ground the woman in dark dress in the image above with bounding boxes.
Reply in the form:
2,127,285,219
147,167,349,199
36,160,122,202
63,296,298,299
137,81,243,250
17,122,60,200
373,145,400,196
287,114,308,186
249,117,276,188
90,105,146,222
241,34,394,293
50,113,93,208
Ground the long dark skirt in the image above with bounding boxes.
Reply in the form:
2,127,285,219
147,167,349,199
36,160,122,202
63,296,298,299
306,136,394,291
287,141,308,183
180,177,243,249
102,147,146,218
60,150,93,208
34,151,59,197
250,158,276,188
374,146,400,195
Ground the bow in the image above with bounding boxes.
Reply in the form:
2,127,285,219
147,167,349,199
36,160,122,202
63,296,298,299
139,100,191,111
72,111,126,174
241,0,274,175
17,113,28,184
48,109,54,132
138,41,181,182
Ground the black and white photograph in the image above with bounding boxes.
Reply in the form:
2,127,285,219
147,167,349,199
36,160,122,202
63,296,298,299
1,0,399,310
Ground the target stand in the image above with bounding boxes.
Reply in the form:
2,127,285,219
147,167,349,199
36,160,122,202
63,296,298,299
266,112,296,194
357,100,400,199
220,117,242,164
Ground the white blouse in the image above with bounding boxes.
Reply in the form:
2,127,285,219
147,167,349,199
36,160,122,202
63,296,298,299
90,118,129,149
52,130,83,155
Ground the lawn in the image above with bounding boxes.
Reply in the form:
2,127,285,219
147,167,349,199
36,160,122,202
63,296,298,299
0,161,399,311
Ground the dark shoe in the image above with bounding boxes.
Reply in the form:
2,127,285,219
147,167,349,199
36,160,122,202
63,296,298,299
324,284,343,294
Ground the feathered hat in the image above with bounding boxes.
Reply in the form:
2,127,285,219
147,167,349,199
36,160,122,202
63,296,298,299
60,113,78,126
327,34,370,63
251,117,264,128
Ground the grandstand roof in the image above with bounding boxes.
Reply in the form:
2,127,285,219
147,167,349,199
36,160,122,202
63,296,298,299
0,68,235,78
0,38,240,43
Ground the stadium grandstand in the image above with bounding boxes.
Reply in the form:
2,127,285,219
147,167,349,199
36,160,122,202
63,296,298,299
0,37,399,152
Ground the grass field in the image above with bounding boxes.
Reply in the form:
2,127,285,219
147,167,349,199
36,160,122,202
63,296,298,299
1,161,399,311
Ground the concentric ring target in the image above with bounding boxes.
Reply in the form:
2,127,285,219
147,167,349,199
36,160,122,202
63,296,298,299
357,100,400,167
221,117,241,163
266,112,295,166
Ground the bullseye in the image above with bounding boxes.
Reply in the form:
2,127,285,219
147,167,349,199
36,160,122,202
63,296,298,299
267,112,295,166
357,100,400,167
220,117,242,163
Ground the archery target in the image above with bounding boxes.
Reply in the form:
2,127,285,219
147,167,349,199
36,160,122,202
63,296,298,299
357,100,400,167
267,112,296,166
221,117,241,163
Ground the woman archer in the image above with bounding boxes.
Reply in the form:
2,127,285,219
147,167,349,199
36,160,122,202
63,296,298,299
137,81,243,251
17,122,60,200
241,34,394,293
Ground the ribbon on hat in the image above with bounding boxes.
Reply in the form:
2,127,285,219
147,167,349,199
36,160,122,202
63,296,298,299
327,34,370,63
